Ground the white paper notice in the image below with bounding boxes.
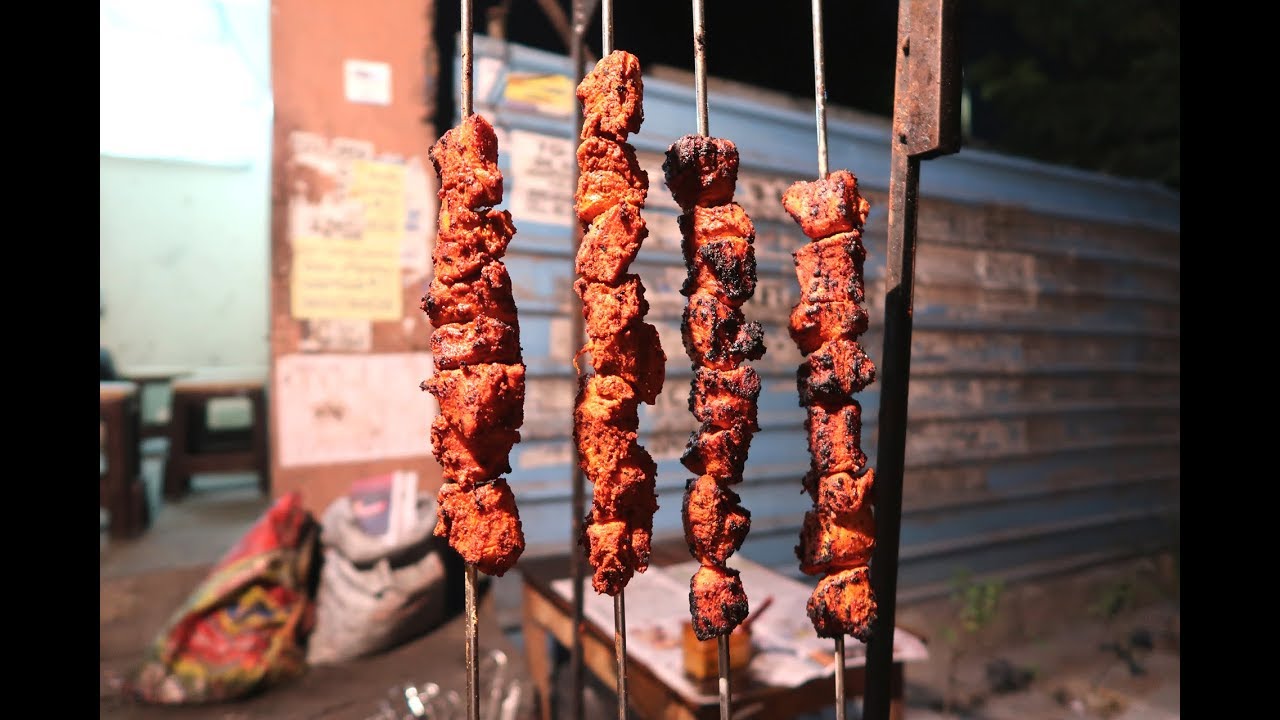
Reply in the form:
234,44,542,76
344,59,392,106
275,353,436,467
507,128,575,227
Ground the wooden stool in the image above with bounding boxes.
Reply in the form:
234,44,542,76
100,381,150,539
164,377,269,501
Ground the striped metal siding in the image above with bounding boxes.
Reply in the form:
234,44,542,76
460,37,1180,604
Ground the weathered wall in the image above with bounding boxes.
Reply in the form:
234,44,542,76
268,0,440,516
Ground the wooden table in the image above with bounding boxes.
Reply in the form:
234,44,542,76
519,542,907,720
119,366,192,439
100,381,150,539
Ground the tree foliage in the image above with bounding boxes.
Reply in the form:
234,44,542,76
963,0,1180,189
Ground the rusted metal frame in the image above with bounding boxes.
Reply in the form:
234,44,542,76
863,1,961,719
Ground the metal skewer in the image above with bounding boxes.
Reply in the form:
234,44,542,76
689,2,731,718
568,2,592,717
459,3,479,720
808,2,845,717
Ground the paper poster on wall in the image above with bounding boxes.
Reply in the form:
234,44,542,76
344,59,392,106
290,234,401,320
504,72,574,117
507,128,574,227
287,132,419,321
298,318,373,353
275,352,435,468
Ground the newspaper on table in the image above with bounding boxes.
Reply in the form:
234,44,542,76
550,556,929,705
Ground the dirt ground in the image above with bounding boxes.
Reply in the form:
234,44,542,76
891,555,1180,720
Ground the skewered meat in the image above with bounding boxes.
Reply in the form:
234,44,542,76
577,50,644,140
574,50,666,597
682,475,751,566
421,363,524,439
666,133,765,640
664,135,741,211
689,366,761,432
422,262,518,328
576,203,649,284
784,170,878,638
434,479,524,577
807,566,876,641
780,169,871,240
422,112,526,577
688,565,750,641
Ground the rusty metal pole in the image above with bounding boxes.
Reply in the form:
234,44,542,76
863,1,961,719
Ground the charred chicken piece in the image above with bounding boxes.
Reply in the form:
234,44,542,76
423,261,518,328
805,400,868,477
429,114,504,209
422,363,525,438
434,479,525,576
689,366,762,432
682,291,766,371
803,468,876,516
663,135,741,211
574,275,650,341
797,339,878,405
580,321,667,405
432,207,516,284
577,136,649,191
683,237,757,304
678,203,756,261
689,565,750,640
807,566,877,641
793,232,867,305
577,50,644,141
583,515,652,596
430,418,519,488
795,506,876,575
575,171,647,224
681,421,753,480
576,203,649,285
789,300,870,355
781,170,872,240
682,475,751,566
587,443,659,519
429,316,521,370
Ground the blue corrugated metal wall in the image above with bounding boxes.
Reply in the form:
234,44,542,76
452,37,1179,607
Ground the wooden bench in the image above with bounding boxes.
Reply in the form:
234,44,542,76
163,377,269,501
100,381,150,539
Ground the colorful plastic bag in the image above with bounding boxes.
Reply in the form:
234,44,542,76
130,491,320,703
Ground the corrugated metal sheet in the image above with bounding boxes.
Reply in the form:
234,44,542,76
454,36,1179,606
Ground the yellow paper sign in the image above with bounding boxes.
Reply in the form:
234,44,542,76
349,159,406,241
504,72,574,117
291,235,402,320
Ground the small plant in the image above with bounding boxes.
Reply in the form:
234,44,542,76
940,569,1005,717
1090,578,1150,686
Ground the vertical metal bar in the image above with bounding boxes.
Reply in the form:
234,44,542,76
601,0,613,55
833,636,846,720
568,2,589,719
460,0,473,117
691,0,709,136
465,564,480,720
811,0,828,178
866,1,960,717
614,592,628,720
717,635,732,719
